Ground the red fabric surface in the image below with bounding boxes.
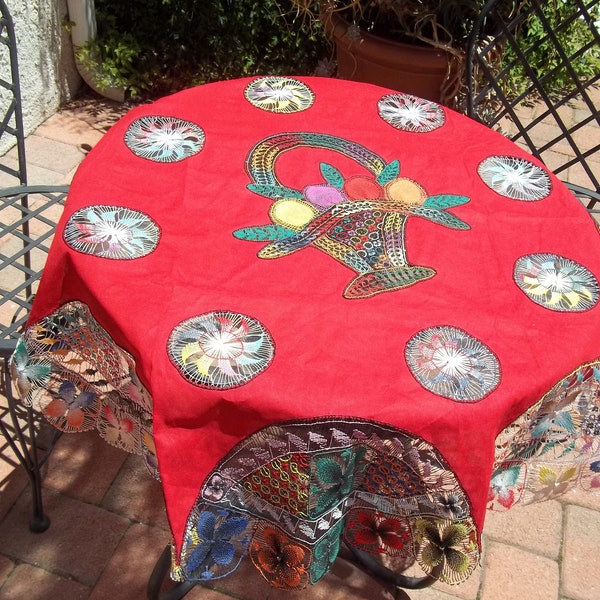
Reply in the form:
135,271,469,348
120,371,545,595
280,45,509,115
28,77,600,559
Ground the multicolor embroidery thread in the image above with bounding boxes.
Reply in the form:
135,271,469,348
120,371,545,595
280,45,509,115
405,325,501,402
514,253,599,311
168,311,275,389
64,205,160,259
234,132,470,299
176,418,478,589
478,155,551,200
124,115,205,162
244,77,315,113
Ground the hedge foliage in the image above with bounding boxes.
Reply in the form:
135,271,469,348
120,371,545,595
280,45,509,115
85,0,326,98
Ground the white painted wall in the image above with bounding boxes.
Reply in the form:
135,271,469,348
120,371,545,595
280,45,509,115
1,0,82,154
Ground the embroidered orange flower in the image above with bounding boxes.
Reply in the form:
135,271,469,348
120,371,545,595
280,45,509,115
250,525,310,590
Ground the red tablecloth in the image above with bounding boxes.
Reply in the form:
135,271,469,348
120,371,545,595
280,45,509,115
12,76,600,589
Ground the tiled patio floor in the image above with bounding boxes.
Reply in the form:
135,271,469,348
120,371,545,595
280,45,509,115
1,89,599,600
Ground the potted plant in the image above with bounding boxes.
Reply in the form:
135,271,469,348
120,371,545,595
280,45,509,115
287,0,519,107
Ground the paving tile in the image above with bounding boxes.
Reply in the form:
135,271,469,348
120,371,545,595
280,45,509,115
0,554,15,588
0,161,22,187
406,587,465,600
33,112,105,149
23,135,86,175
567,158,600,191
562,505,600,600
0,562,90,600
59,94,134,134
383,549,479,600
0,154,73,186
101,453,170,529
482,500,563,559
263,553,397,600
0,489,129,587
163,583,233,600
177,587,233,600
0,432,29,523
87,523,170,600
559,487,600,512
571,124,600,154
42,430,128,505
430,565,481,600
479,541,559,600
196,548,275,600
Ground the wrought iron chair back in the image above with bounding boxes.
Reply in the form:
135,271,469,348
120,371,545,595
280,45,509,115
1,0,67,532
466,0,600,212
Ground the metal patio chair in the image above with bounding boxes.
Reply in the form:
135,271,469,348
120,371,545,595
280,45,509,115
466,0,600,213
1,0,68,531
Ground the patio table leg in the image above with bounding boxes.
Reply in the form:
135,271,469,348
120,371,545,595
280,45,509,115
147,545,196,600
345,542,440,591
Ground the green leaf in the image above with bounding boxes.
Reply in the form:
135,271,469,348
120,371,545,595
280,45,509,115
441,524,468,548
12,337,29,366
413,206,470,230
421,542,444,568
247,184,303,200
423,195,470,209
233,224,296,241
376,160,400,186
445,548,471,574
315,457,343,485
554,410,575,432
320,163,345,188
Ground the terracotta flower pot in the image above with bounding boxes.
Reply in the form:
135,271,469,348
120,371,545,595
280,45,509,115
326,11,452,103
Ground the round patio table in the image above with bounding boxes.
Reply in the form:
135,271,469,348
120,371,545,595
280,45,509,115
12,76,600,593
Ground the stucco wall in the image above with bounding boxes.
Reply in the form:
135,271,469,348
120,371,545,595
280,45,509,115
1,0,81,155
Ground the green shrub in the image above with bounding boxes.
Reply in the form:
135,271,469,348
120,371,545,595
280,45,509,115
84,0,326,98
502,0,600,99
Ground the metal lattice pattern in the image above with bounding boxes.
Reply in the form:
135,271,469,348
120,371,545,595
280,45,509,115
0,186,68,352
1,0,67,532
466,0,600,211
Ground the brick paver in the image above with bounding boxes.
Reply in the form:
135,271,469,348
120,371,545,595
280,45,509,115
0,554,14,589
0,563,90,600
562,505,600,600
41,431,128,505
88,523,171,600
482,500,564,560
101,453,170,529
480,542,560,600
0,490,129,587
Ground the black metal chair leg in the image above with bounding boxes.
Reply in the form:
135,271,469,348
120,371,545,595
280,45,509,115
0,356,53,532
147,545,196,600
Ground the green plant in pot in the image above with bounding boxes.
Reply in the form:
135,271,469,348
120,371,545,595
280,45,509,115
287,0,518,107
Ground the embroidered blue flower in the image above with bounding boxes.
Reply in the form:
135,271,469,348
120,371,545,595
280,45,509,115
185,510,249,579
